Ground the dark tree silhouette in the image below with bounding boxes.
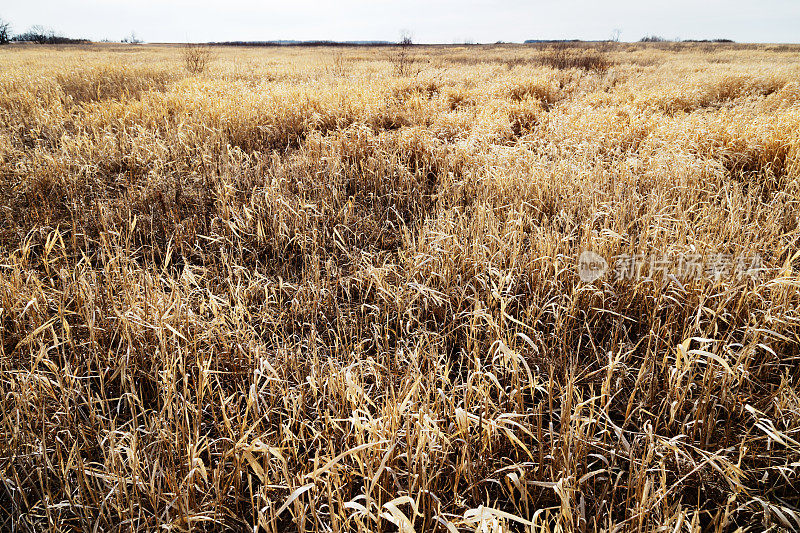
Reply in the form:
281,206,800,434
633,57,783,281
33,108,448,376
0,18,11,45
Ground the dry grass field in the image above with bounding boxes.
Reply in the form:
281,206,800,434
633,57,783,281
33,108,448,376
1,42,800,532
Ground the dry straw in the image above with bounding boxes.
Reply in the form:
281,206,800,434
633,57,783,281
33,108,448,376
0,41,799,532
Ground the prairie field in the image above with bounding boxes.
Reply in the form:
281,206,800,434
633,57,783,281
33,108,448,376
1,42,800,532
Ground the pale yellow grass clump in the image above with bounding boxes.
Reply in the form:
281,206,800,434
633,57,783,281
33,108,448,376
0,42,799,532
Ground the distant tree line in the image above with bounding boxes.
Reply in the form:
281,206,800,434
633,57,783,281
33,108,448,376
13,25,89,44
524,39,582,44
207,40,394,47
0,18,90,45
683,38,735,43
523,37,736,45
1,15,738,48
640,35,734,43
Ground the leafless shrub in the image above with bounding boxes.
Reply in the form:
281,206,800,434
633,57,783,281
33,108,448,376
183,44,213,75
390,30,418,76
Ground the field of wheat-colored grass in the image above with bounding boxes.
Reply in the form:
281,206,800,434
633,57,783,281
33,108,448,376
1,42,799,532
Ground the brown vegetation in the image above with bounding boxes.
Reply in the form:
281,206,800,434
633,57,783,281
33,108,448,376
0,42,799,532
182,44,214,74
540,42,613,71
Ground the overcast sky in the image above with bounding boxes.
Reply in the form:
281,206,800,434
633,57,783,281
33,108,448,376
2,1,799,44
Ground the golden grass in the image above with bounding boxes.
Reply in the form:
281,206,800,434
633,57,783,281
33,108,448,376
0,42,799,531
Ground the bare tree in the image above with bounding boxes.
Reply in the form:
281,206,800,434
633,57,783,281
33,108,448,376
122,31,142,44
611,28,622,42
16,25,55,44
391,29,416,76
0,18,11,45
399,29,413,47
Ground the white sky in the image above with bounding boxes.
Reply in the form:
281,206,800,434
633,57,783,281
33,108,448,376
2,0,799,44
